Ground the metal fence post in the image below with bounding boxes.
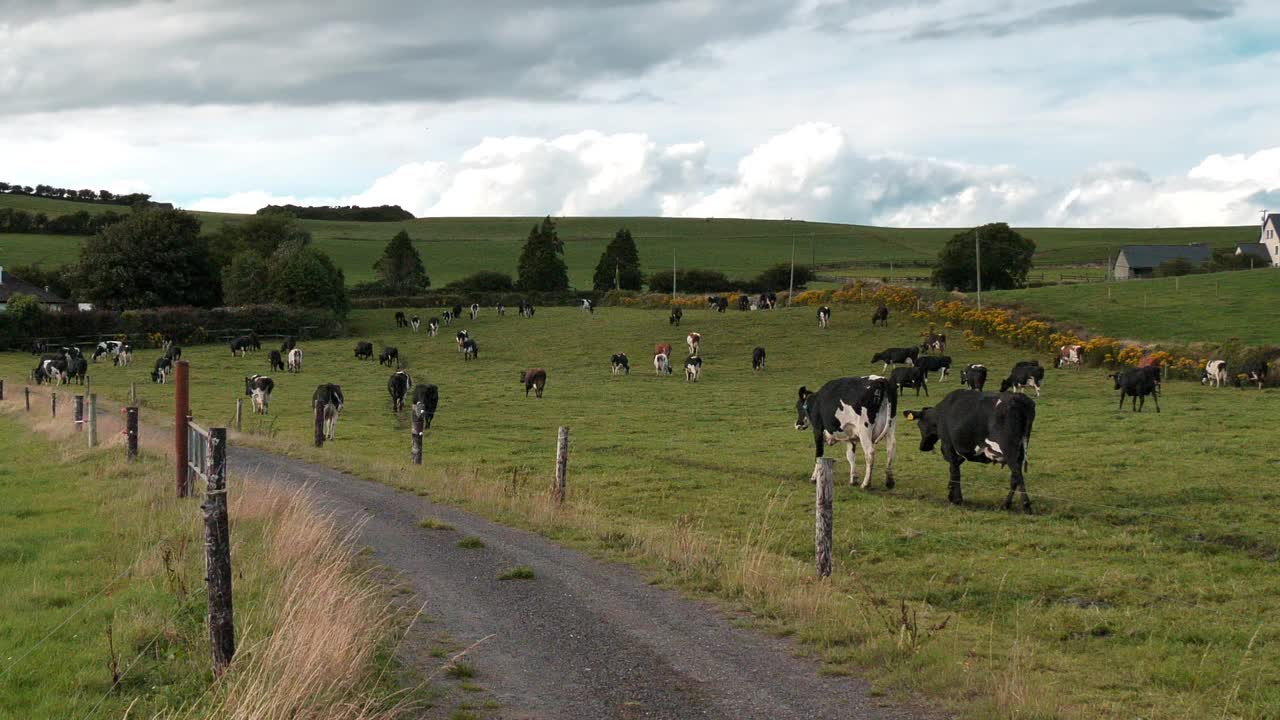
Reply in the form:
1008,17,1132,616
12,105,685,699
202,427,235,676
126,407,139,461
553,426,569,504
87,394,97,448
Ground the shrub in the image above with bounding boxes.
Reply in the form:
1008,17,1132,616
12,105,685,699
443,271,516,292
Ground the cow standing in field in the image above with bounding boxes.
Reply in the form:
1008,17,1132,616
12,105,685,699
455,330,469,352
1000,362,1045,396
521,368,547,398
427,318,440,336
470,303,481,320
165,345,182,362
451,305,464,322
519,301,535,318
354,341,374,360
1112,369,1160,412
921,333,946,354
903,389,1036,510
287,348,303,373
1054,344,1083,369
230,335,255,357
716,297,729,313
114,344,133,367
387,371,412,412
915,355,952,380
313,384,344,440
960,364,988,391
795,377,898,489
654,352,672,376
871,304,889,327
752,346,766,372
462,339,479,360
890,366,928,396
379,347,400,368
443,309,455,326
580,299,594,314
67,356,88,384
1202,360,1228,387
611,353,630,375
245,375,274,414
669,308,683,326
92,340,124,363
686,333,701,356
268,350,286,372
395,311,408,328
706,295,720,310
281,337,296,354
684,356,702,382
737,295,750,311
871,347,918,371
1238,360,1268,390
496,303,506,317
817,306,831,329
411,316,421,333
151,355,173,384
412,384,439,429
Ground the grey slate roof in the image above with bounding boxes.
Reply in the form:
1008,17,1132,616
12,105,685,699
1117,244,1212,269
0,271,72,304
1266,213,1280,228
1236,242,1271,261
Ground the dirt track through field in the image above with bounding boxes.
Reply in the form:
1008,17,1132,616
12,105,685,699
7,386,935,719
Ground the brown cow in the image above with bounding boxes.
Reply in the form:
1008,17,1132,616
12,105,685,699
521,368,547,398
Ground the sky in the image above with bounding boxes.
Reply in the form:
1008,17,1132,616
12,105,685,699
1,0,1278,227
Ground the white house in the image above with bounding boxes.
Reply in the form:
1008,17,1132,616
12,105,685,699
1258,212,1280,267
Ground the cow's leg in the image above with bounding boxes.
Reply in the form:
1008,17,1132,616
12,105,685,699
845,441,860,487
882,421,897,489
947,459,963,505
1152,392,1160,413
1118,391,1126,411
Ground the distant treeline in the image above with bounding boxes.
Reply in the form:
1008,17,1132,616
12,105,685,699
257,204,415,222
0,208,128,235
0,182,162,208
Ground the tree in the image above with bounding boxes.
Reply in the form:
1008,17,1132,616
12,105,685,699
592,228,643,291
221,252,271,305
444,271,515,292
1155,258,1197,277
5,294,44,334
932,223,1036,292
754,263,813,292
373,230,430,292
267,244,349,315
75,208,220,309
209,214,311,267
517,216,569,291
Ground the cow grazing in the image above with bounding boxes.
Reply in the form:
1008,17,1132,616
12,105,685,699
580,299,594,314
655,342,673,359
496,303,505,317
165,345,182,361
312,384,344,440
763,292,778,310
519,301,535,318
442,309,455,326
521,368,547,397
1000,363,1045,396
281,336,296,353
752,346,766,372
470,303,481,320
669,307,683,325
1111,368,1160,412
287,348,303,373
1054,344,1083,369
921,333,946,354
395,311,408,328
871,347,919,371
455,330,470,352
716,297,728,313
412,384,439,429
737,295,750,311
706,295,720,310
379,346,400,368
1202,360,1228,387
686,333,701,356
960,364,988,391
684,356,702,382
915,355,952,380
451,305,464,322
871,304,889,327
114,344,133,367
794,377,898,489
611,353,630,375
903,389,1036,510
817,306,831,329
1238,360,1268,390
268,350,286,372
230,335,255,357
67,356,88,384
354,341,374,360
411,315,421,332
890,366,929,396
244,374,274,414
247,331,261,351
462,339,479,360
387,371,412,412
151,356,173,384
427,318,440,336
654,352,672,376
92,340,124,363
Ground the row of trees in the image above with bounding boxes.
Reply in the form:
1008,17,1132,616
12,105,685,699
1155,249,1258,277
0,208,128,235
0,182,154,207
258,204,415,222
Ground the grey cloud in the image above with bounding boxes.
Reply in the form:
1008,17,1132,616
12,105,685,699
906,0,1239,40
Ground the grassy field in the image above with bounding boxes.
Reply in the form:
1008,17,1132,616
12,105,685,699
985,268,1280,345
3,305,1275,718
0,192,1257,286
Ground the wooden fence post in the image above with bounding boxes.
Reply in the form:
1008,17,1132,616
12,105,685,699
814,457,835,578
553,426,569,504
126,407,139,461
73,394,84,431
25,386,30,412
234,399,242,433
87,394,97,448
410,406,424,465
51,391,57,418
0,379,4,401
202,427,235,676
175,361,190,498
129,382,137,405
313,400,325,448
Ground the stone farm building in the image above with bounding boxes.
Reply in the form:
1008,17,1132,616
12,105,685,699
0,265,74,312
1112,244,1213,280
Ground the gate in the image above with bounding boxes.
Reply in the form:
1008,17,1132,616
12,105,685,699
188,419,214,486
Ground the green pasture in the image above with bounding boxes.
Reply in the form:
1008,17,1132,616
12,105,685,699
986,268,1280,345
2,305,1275,717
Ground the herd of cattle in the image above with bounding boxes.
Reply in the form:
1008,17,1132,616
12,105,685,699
23,297,1272,511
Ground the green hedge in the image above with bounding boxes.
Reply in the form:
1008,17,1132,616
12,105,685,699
351,290,600,310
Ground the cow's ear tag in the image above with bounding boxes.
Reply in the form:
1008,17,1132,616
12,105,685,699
903,411,916,420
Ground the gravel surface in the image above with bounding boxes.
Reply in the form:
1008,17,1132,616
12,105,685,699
230,445,937,719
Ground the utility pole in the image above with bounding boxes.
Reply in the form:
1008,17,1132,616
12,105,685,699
975,227,983,310
788,237,797,306
672,251,677,297
810,233,815,267
615,262,620,291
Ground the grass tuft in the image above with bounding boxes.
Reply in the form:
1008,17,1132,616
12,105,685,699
418,517,454,531
456,537,484,550
496,566,535,581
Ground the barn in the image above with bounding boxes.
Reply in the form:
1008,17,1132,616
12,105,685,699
0,266,74,312
1112,244,1212,280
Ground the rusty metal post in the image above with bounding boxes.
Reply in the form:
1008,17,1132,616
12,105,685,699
126,407,139,461
175,360,190,498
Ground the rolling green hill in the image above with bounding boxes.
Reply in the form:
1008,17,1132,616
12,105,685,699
0,192,1259,287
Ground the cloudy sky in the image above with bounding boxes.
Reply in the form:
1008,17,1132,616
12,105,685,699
2,0,1278,227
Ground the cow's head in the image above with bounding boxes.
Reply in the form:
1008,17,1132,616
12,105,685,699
870,352,885,364
794,387,813,430
999,377,1014,393
902,408,939,452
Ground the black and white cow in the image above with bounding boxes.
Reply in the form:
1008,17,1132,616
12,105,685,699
411,315,421,333
312,384,344,440
921,332,946,354
470,303,481,320
268,349,286,372
496,303,506,317
114,344,133,367
915,355,952,380
412,384,439,429
379,346,400,368
395,311,408,328
462,339,479,360
519,300,535,318
287,348,303,373
1201,360,1228,387
387,370,412,412
152,355,173,384
684,355,702,382
245,374,274,414
442,309,455,326
32,358,60,385
669,307,683,325
902,389,1036,510
165,345,182,362
794,376,898,489
1053,344,1083,369
611,353,630,375
521,368,547,397
890,365,928,396
706,295,721,310
455,329,469,352
92,340,125,363
959,364,988,391
67,356,88,384
579,299,594,314
1000,363,1045,396
752,346,766,372
427,317,440,336
737,295,750,311
763,292,778,309
817,306,831,329
1111,368,1160,412
871,347,918,371
230,335,255,357
281,336,296,353
1238,360,1268,390
871,304,889,327
354,341,374,360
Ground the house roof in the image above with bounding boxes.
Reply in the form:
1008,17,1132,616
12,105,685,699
1117,244,1213,269
1236,243,1271,260
1266,213,1280,229
0,271,72,304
